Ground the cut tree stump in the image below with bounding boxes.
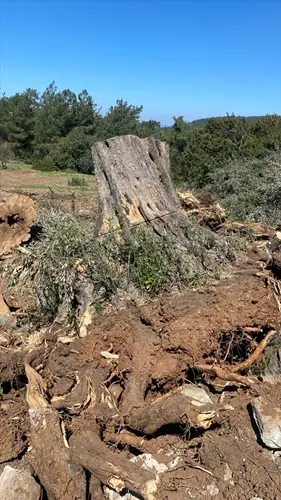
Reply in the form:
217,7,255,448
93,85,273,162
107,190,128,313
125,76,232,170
0,191,37,255
92,135,189,243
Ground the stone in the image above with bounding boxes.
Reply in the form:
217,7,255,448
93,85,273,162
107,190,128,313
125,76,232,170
180,385,213,406
263,345,281,384
206,481,219,496
104,453,178,500
0,466,42,500
0,313,17,328
251,396,281,449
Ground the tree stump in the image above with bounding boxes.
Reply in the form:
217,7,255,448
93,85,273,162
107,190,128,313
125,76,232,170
0,191,37,255
92,135,189,244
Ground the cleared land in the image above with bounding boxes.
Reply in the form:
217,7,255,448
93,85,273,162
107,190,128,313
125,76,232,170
0,163,98,217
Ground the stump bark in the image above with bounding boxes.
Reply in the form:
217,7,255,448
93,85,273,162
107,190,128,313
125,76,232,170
92,135,189,243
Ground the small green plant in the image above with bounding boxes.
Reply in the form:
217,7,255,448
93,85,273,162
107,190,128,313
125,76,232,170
68,176,88,187
121,229,170,294
95,302,103,315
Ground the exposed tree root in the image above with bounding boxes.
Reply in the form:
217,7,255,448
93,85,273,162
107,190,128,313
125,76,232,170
103,431,146,450
89,475,105,500
19,323,276,499
195,330,277,386
70,430,156,500
25,364,87,500
229,329,276,373
195,364,256,386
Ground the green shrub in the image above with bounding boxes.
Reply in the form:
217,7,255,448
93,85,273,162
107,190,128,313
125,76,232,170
169,114,281,187
207,153,281,223
67,176,88,187
34,156,57,172
15,208,240,321
17,209,119,319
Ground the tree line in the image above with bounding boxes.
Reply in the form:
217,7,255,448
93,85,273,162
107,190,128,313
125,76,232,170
1,82,281,187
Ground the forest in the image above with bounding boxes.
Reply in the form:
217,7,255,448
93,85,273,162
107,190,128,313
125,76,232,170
1,82,281,190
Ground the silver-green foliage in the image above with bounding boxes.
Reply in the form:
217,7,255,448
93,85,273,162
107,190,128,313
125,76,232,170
17,208,239,320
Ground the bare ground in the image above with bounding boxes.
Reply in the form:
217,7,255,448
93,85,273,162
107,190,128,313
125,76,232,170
1,265,281,499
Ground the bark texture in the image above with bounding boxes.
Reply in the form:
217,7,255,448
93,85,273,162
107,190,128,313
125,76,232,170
92,135,188,242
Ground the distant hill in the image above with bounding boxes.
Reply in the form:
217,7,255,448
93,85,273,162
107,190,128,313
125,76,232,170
190,116,265,127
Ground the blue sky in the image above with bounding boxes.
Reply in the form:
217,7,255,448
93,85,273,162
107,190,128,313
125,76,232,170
0,0,280,124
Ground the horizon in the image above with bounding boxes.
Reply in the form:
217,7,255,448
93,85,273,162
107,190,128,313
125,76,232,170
1,0,281,125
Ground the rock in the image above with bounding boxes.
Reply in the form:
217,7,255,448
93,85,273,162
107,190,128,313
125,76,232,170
251,396,281,449
0,333,8,346
206,481,219,496
0,313,16,328
0,466,42,500
263,344,281,384
223,463,233,483
104,453,175,500
180,385,213,406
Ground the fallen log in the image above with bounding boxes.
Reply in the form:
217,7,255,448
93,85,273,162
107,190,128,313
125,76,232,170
0,192,37,255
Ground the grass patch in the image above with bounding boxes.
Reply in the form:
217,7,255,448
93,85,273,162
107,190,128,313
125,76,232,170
6,161,33,170
68,176,88,187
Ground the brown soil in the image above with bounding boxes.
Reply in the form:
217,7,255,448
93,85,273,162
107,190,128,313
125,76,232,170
1,267,281,499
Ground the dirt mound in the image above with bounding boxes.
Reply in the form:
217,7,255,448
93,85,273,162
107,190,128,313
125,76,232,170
1,269,281,499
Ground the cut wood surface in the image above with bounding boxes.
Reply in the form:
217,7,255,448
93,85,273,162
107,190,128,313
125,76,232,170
0,191,37,255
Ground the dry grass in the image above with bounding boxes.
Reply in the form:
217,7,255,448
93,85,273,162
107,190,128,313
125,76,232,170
0,163,96,192
0,162,98,219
